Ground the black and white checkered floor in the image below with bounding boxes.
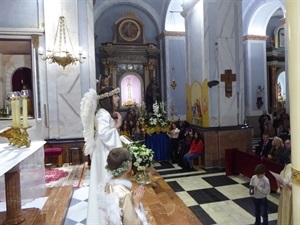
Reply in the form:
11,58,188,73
63,158,279,225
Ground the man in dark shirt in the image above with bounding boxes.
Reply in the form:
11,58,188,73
256,133,272,158
278,139,291,164
258,110,271,138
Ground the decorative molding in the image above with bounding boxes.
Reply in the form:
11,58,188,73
31,35,39,49
157,31,185,40
0,28,44,35
243,35,268,41
181,0,199,18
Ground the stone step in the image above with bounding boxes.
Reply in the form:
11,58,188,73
40,185,73,225
140,173,203,225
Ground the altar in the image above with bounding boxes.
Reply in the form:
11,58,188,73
0,141,46,224
145,133,170,161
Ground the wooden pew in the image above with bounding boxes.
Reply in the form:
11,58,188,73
225,148,284,192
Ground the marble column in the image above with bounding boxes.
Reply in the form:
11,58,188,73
182,0,244,127
286,0,300,224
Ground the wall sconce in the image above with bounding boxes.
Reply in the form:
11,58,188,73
39,16,86,69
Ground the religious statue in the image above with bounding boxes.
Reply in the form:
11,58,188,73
277,82,283,100
98,74,110,90
256,85,264,109
127,77,133,100
145,77,160,112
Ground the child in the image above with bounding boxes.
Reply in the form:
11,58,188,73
99,147,148,225
249,164,271,225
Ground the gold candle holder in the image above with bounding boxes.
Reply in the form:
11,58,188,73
0,126,31,148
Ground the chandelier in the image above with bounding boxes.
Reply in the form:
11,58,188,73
170,66,177,89
39,16,85,69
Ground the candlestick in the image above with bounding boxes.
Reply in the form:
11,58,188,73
22,97,28,127
15,97,21,127
11,98,16,127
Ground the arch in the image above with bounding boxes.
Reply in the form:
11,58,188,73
5,62,32,98
245,1,285,36
93,0,161,31
165,0,185,32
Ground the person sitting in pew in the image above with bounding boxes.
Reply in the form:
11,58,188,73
278,139,291,165
256,133,272,159
267,136,284,162
183,131,203,170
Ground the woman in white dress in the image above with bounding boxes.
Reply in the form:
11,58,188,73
80,86,123,225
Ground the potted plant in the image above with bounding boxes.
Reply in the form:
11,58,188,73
127,141,154,185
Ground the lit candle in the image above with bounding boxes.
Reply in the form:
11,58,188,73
22,97,28,127
15,96,21,127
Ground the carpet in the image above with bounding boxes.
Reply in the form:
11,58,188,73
45,162,87,188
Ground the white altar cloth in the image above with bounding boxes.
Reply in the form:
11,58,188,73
0,141,46,202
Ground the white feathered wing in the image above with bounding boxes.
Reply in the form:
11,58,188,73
80,89,97,156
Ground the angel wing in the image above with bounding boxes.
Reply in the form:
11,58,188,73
80,89,98,155
98,183,122,225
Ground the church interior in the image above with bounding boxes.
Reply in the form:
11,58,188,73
0,0,299,224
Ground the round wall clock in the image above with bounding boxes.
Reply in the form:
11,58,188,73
119,19,141,42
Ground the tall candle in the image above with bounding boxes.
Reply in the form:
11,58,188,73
11,98,16,127
22,97,28,127
15,97,20,127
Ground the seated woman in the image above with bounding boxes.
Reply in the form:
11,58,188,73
99,147,148,225
183,131,203,170
267,136,284,162
120,123,131,137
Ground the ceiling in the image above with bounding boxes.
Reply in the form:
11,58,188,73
0,40,31,55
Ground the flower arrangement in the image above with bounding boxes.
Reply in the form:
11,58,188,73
127,141,154,172
139,101,170,135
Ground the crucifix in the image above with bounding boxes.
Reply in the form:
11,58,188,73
221,69,236,98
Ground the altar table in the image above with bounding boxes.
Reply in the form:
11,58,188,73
0,141,46,225
145,133,170,161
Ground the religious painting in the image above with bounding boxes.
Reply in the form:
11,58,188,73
201,79,209,127
185,84,192,123
120,74,142,107
191,81,202,126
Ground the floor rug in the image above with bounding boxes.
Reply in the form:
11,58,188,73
46,162,87,188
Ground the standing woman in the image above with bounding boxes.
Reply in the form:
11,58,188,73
80,86,123,225
167,123,180,163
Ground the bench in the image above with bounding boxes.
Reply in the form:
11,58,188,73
225,148,284,192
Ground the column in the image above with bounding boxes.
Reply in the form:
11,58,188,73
286,1,300,224
270,64,278,108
